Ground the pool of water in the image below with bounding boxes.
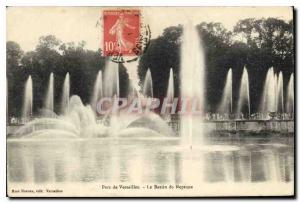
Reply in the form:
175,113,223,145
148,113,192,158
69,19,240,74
7,135,294,186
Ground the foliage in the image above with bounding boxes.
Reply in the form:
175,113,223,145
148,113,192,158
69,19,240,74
7,36,129,116
7,17,294,116
138,18,294,113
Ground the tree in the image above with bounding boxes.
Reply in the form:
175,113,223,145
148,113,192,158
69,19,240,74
197,22,232,111
7,41,24,117
138,26,182,99
233,18,294,112
10,35,128,115
137,18,293,113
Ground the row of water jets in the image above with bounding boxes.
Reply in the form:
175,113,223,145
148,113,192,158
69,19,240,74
218,67,294,115
22,67,172,120
22,67,294,120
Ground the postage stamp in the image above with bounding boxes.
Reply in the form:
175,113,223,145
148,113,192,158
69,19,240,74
103,10,140,57
103,9,151,63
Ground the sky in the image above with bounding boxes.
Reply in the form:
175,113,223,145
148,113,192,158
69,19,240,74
7,7,293,52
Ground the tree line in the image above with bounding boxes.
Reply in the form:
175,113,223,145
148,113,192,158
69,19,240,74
7,36,129,117
7,17,294,117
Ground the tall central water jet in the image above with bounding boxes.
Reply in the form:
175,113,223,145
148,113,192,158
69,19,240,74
61,72,70,114
142,69,153,98
44,73,54,112
91,70,103,110
218,68,232,114
22,75,33,119
180,23,205,145
237,67,250,117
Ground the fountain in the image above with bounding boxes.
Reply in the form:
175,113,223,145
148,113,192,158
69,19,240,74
237,67,250,117
103,60,119,98
218,68,232,114
286,73,294,115
61,72,70,114
44,73,54,112
260,67,277,113
275,73,278,111
163,68,175,117
91,70,103,110
142,69,153,98
14,62,173,139
180,22,205,145
166,68,174,101
277,71,284,113
15,95,108,138
22,75,33,120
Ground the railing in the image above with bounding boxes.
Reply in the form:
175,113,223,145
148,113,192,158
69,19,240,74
7,112,294,126
7,115,59,125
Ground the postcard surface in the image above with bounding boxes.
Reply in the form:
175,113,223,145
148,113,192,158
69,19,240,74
6,7,294,197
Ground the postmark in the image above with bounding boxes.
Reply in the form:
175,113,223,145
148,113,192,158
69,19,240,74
103,9,151,63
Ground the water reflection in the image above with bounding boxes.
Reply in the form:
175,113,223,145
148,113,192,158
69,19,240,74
7,137,294,184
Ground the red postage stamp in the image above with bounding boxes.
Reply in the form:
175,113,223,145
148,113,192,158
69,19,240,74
103,10,140,57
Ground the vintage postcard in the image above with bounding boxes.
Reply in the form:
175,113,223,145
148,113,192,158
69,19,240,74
6,7,294,197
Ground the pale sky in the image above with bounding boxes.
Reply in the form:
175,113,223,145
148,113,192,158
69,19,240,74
7,7,293,51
